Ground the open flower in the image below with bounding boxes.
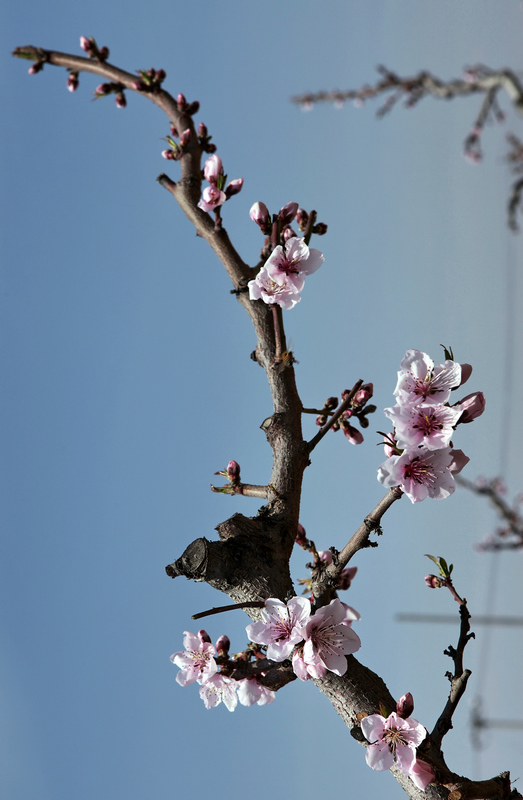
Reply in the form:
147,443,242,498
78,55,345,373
394,350,462,407
299,598,361,676
198,185,226,212
245,597,311,661
361,711,427,773
247,266,302,309
265,238,324,292
199,674,238,711
377,446,456,503
384,403,463,450
170,630,217,686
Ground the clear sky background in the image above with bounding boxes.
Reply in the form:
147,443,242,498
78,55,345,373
3,2,523,799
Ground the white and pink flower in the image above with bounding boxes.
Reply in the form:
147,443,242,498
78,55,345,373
299,598,361,677
265,238,324,293
377,446,456,503
198,185,226,212
170,630,217,686
237,679,275,706
361,711,427,773
245,596,311,661
384,403,463,451
394,349,462,407
198,673,238,711
247,266,302,310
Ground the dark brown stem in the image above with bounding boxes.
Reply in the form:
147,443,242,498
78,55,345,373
192,601,265,620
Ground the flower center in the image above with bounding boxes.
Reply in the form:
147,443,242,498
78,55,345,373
383,726,409,754
403,457,436,486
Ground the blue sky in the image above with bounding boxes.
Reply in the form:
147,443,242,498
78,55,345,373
3,2,523,798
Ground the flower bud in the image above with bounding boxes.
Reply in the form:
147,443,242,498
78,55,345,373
353,383,373,406
198,122,208,138
337,566,357,591
95,83,111,95
161,149,174,160
203,154,223,183
215,635,230,656
425,574,445,588
296,524,307,546
115,92,126,108
316,414,327,427
177,92,187,109
156,69,166,83
227,460,241,482
296,208,309,230
80,36,92,52
396,692,414,719
342,423,364,445
312,222,328,235
67,72,79,92
325,397,338,411
249,201,270,227
170,124,179,138
186,100,200,115
318,550,333,565
198,629,211,643
179,129,191,147
278,201,299,225
98,46,109,61
224,178,243,199
456,392,485,424
459,363,473,385
28,62,44,75
283,226,297,241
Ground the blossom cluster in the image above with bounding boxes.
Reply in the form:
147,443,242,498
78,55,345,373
197,154,243,213
170,630,275,712
377,349,485,503
248,202,324,309
170,596,361,711
361,693,435,791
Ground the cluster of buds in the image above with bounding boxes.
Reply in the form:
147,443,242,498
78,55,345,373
295,207,328,235
175,92,200,116
250,202,328,245
316,385,375,445
197,155,243,215
197,122,217,154
93,81,127,108
295,525,358,597
132,67,167,94
161,123,191,161
80,36,109,61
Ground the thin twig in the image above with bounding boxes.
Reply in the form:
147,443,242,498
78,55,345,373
307,380,363,453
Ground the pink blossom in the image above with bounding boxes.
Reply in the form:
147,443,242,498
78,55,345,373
342,423,364,445
250,201,270,228
384,403,463,450
247,266,302,310
394,350,462,407
377,447,456,503
448,448,470,475
198,185,226,212
237,679,275,706
396,692,414,719
361,711,427,773
337,566,357,591
299,598,361,676
170,630,217,686
203,154,223,184
409,757,435,789
80,36,92,53
278,201,299,224
224,178,243,199
292,647,326,681
199,674,238,711
265,238,324,293
245,597,311,661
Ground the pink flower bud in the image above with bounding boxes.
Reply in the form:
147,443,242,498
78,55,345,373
456,392,485,423
425,574,445,588
95,83,110,95
250,202,270,227
312,222,328,235
198,122,208,137
98,46,109,61
337,566,357,590
115,92,126,108
179,129,191,147
278,201,299,225
170,124,179,138
316,414,327,427
396,691,414,718
198,629,211,643
203,154,223,183
177,92,187,108
186,101,200,115
28,62,44,75
353,383,373,406
227,460,241,482
295,523,307,546
325,397,338,410
224,178,243,199
215,635,230,656
342,424,363,445
66,73,79,92
161,149,174,160
459,363,473,385
80,36,92,52
156,69,166,82
296,208,309,230
318,550,333,565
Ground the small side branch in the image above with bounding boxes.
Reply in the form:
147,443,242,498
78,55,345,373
307,380,363,453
